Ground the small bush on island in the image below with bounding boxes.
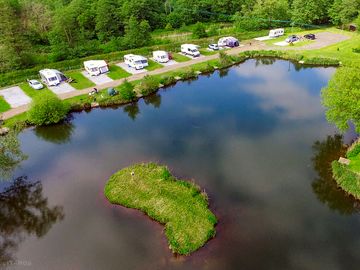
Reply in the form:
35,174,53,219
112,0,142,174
104,163,217,255
27,94,70,126
332,161,360,199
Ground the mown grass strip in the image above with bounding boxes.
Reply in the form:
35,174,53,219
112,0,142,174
66,71,95,90
108,64,131,80
147,60,163,71
19,82,55,98
0,96,11,113
104,163,217,255
171,53,191,62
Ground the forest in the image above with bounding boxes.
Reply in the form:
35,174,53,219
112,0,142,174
0,0,359,73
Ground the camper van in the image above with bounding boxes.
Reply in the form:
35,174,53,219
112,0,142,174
153,51,170,63
39,69,67,86
181,44,200,57
269,28,285,38
218,37,240,48
124,54,148,70
84,60,109,76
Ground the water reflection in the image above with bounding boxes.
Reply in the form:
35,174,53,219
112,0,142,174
311,135,360,214
0,131,27,181
144,93,162,109
123,103,140,121
34,122,74,145
0,176,64,264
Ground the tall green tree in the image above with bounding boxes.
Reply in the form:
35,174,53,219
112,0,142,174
123,16,151,48
95,0,122,42
329,0,360,26
321,67,360,132
291,0,333,25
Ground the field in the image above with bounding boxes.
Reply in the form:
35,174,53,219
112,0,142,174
65,71,95,90
19,83,55,98
0,96,11,113
107,65,131,80
147,60,163,71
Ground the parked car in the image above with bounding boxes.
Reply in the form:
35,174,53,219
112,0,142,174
181,44,200,57
304,34,316,40
285,35,299,43
27,79,44,90
208,44,219,50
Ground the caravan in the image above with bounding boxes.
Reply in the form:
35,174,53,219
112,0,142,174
124,54,148,70
218,37,240,48
153,51,170,63
181,44,200,57
84,60,109,76
269,28,285,38
39,69,67,86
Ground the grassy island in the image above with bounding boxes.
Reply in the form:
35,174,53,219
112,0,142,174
104,163,217,255
332,141,360,199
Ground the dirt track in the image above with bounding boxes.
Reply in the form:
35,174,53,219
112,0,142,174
0,31,349,121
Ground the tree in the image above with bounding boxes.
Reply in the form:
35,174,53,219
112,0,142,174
120,80,136,101
252,0,290,28
291,0,333,25
329,0,360,26
27,94,70,126
123,16,151,48
95,0,122,42
192,22,207,38
321,67,360,132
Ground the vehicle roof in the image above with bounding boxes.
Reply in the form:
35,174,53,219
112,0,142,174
153,50,168,54
125,54,147,61
29,79,41,84
84,60,107,68
39,69,62,78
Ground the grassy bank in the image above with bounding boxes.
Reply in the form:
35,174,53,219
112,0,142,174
332,140,360,199
104,163,217,255
0,97,11,113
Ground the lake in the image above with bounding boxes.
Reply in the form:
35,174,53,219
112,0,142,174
1,59,360,270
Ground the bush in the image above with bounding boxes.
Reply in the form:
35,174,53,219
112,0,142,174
332,161,360,199
119,80,135,101
159,75,177,86
178,69,197,80
135,75,160,95
27,94,70,126
192,22,207,39
347,141,360,158
219,51,233,67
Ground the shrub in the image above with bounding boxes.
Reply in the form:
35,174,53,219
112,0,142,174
192,22,207,39
178,69,197,80
332,161,360,199
27,94,70,126
159,75,177,86
119,80,135,101
347,141,360,158
219,51,233,68
135,75,160,95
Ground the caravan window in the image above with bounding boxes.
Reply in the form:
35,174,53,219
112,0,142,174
141,60,147,64
48,77,57,82
135,60,142,65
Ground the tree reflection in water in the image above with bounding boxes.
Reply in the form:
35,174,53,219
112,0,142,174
144,93,162,109
0,176,64,264
34,122,74,145
123,103,140,121
312,135,360,215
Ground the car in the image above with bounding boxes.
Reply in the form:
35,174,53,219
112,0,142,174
285,35,299,43
304,34,316,40
208,44,219,51
27,79,44,90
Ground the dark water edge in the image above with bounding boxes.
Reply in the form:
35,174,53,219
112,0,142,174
1,59,360,270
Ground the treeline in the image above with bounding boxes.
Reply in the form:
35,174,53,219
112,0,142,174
0,0,359,73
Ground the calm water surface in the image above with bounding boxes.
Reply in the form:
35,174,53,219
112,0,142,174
1,59,360,270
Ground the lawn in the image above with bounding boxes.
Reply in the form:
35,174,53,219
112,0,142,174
171,53,191,62
0,96,11,113
199,49,218,56
104,163,217,255
65,71,95,90
147,59,163,71
19,82,55,98
107,64,131,80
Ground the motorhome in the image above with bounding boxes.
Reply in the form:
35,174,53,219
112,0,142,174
124,54,148,70
84,60,109,76
181,44,200,57
269,28,285,38
153,51,170,63
39,69,67,86
218,37,240,48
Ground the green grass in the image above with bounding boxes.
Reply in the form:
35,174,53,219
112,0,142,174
199,49,218,56
65,71,95,90
0,96,11,113
332,161,360,199
104,163,217,255
19,82,54,98
147,59,163,71
171,53,191,62
107,64,131,80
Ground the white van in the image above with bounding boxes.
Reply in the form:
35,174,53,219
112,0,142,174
181,44,200,57
269,28,285,38
153,51,169,63
39,69,67,86
124,54,149,70
84,60,109,76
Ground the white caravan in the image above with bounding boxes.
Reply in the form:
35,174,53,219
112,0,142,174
269,28,285,38
84,60,109,76
153,51,169,63
181,44,200,57
124,54,148,70
39,69,67,86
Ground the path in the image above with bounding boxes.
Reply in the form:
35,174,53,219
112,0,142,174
0,31,349,121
